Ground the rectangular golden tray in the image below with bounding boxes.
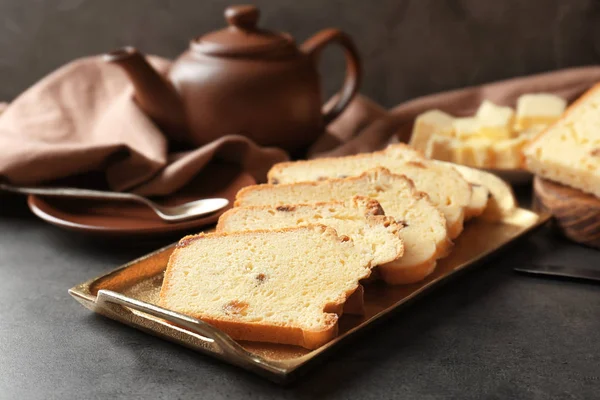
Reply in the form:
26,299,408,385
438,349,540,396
69,205,549,383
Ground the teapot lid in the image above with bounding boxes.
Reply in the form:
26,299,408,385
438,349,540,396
192,5,296,57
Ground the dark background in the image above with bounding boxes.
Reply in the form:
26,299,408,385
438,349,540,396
0,0,599,106
1,2,600,399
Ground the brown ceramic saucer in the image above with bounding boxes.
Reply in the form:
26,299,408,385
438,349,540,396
27,164,255,237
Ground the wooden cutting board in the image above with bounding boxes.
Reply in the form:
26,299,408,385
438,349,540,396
533,176,600,249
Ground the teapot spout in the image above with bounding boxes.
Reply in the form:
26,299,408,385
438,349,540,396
104,47,188,141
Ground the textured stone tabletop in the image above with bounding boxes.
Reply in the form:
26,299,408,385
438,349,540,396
0,194,598,399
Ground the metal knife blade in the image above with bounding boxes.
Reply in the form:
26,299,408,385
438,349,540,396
514,264,600,283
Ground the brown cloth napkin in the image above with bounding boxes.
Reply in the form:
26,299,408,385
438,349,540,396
0,57,599,197
0,56,288,196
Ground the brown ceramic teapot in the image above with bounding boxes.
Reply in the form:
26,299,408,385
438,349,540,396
105,5,361,153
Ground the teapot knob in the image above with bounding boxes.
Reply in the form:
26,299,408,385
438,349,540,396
225,5,259,30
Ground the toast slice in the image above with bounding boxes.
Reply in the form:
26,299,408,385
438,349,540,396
268,144,473,238
159,225,373,349
236,168,451,284
524,83,600,199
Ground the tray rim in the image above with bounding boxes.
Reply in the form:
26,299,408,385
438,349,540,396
69,208,551,383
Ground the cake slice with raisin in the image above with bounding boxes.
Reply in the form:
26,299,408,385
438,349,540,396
236,168,451,284
159,225,373,349
218,196,404,268
267,144,473,239
217,197,404,315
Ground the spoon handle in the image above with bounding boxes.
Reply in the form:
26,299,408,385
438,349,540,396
0,182,143,203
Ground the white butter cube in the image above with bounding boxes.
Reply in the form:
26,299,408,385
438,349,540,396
461,138,494,168
426,135,494,168
453,117,480,140
409,110,454,151
424,134,455,162
515,93,566,131
476,100,516,140
492,136,528,169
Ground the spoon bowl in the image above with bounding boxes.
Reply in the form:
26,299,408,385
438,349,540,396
153,198,230,222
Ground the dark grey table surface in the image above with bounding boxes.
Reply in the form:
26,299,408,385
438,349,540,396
0,192,598,400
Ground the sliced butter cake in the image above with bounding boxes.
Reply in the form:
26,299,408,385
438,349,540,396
159,225,373,349
236,168,451,284
268,144,473,238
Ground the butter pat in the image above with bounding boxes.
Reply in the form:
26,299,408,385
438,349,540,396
463,138,494,168
425,135,494,169
453,117,480,140
492,136,528,169
452,143,476,167
424,134,455,162
515,93,566,131
409,110,454,151
476,100,516,140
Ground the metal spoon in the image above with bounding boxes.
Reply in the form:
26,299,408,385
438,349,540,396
0,183,229,223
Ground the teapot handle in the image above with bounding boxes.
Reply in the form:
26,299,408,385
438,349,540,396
301,29,362,125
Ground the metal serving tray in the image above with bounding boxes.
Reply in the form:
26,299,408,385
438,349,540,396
70,205,549,383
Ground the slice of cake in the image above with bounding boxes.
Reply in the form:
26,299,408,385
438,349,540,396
159,225,373,349
475,100,516,140
448,163,517,221
218,197,404,268
382,143,488,220
267,147,472,239
218,197,404,315
464,183,489,220
525,84,600,198
409,109,455,151
515,93,566,131
237,168,451,284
